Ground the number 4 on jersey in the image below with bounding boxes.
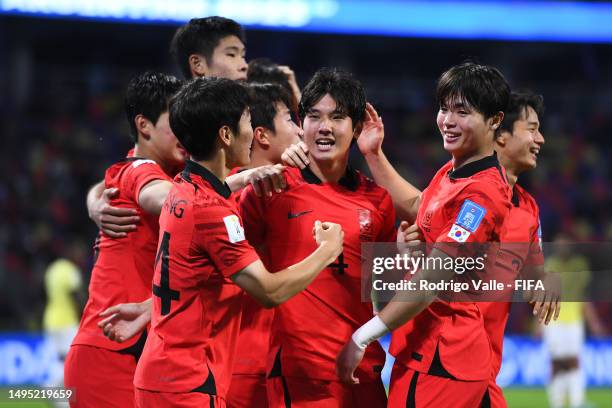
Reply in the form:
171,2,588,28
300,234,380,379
153,231,180,315
330,253,348,274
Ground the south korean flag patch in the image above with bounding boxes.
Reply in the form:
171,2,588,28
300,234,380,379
448,224,471,243
223,215,246,243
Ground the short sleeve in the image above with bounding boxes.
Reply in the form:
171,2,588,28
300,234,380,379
434,182,510,257
195,204,260,278
122,159,172,203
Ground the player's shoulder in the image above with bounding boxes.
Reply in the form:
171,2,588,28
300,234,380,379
466,165,511,201
106,157,163,181
355,170,393,203
283,167,308,189
513,184,539,215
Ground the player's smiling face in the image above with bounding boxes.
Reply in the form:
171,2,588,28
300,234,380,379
302,94,355,164
437,98,496,160
505,106,545,170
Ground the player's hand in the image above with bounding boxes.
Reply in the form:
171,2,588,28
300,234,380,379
527,272,561,325
90,188,139,238
277,65,301,106
97,302,151,343
314,220,344,261
396,221,424,257
281,141,310,169
356,103,384,157
336,339,365,384
246,164,287,197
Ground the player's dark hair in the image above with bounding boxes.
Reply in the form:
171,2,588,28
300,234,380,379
248,58,294,101
436,62,510,119
124,71,182,143
248,83,292,132
496,91,545,136
170,16,246,79
169,77,250,161
299,67,366,128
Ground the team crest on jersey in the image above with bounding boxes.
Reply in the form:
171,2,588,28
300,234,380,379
421,201,439,232
358,208,373,241
448,224,470,243
455,200,486,232
223,215,246,243
132,159,156,168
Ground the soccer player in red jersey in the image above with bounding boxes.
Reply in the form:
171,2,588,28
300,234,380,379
238,68,396,408
336,62,515,407
131,77,343,408
227,82,302,408
87,17,248,235
63,72,186,407
481,91,555,408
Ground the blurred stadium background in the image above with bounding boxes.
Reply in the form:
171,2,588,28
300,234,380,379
0,1,611,407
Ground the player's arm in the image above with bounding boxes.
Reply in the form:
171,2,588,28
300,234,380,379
521,264,561,325
232,221,343,307
337,189,507,384
357,103,422,222
86,180,139,238
137,179,173,215
98,298,152,343
337,247,454,384
226,164,287,196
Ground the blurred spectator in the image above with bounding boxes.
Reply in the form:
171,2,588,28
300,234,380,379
43,243,85,386
543,233,606,408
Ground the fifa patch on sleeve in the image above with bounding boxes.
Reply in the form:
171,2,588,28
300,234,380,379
132,159,156,168
223,215,246,243
455,199,486,232
537,218,543,250
448,224,471,242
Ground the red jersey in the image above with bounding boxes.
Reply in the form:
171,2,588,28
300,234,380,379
482,183,544,379
230,164,275,376
390,154,512,381
73,156,171,352
239,166,397,382
134,160,259,398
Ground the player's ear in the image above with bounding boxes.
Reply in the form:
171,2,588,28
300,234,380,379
253,127,271,148
218,125,232,148
189,54,208,78
495,130,511,147
489,111,504,131
135,114,152,140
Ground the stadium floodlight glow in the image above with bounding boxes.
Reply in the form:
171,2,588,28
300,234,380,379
2,0,612,43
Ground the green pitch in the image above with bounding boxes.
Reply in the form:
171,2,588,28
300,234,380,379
504,388,612,408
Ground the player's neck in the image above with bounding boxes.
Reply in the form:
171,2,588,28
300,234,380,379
196,156,229,183
247,150,275,169
451,146,494,173
133,144,174,177
496,152,520,187
308,156,349,184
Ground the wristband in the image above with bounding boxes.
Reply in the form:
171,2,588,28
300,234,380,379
351,315,390,350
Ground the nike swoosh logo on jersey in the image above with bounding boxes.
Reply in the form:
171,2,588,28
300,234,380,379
288,210,313,219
